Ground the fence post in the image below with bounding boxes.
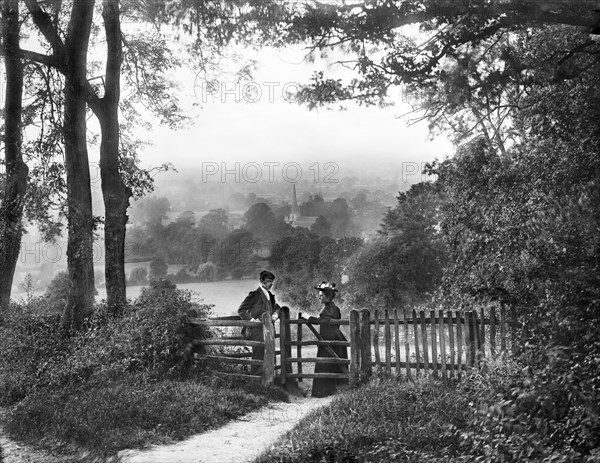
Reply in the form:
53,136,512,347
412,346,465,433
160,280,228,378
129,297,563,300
511,306,518,356
420,310,429,374
438,309,447,380
349,310,361,387
412,309,420,376
490,306,497,357
456,310,463,377
447,310,455,380
430,310,438,379
262,312,275,386
297,312,303,381
279,306,289,386
384,309,392,374
500,305,507,354
402,308,411,379
479,307,486,359
373,309,381,366
466,311,476,367
360,309,372,380
393,309,401,377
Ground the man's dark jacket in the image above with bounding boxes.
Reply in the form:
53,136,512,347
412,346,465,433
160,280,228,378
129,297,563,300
237,287,281,340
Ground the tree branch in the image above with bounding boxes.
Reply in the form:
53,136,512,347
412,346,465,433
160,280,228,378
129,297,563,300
22,0,66,60
19,48,63,70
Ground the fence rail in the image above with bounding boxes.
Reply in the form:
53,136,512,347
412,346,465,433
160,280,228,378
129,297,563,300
187,305,515,386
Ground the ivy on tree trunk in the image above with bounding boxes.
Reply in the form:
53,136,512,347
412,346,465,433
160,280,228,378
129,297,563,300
0,0,28,312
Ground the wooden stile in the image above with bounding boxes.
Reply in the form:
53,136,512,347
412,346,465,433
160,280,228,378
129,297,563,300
373,309,381,366
430,310,438,378
360,309,372,378
393,309,401,376
384,310,392,373
420,310,429,373
413,309,420,376
349,310,360,386
447,310,455,379
403,309,411,379
438,309,447,380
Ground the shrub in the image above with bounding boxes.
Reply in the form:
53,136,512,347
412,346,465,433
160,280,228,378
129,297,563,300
0,286,212,406
196,261,218,281
168,267,195,283
0,302,68,405
457,353,600,462
41,271,70,314
127,267,148,286
149,257,168,280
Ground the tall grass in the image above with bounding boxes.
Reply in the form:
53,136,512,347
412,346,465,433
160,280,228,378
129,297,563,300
5,373,284,459
255,374,471,463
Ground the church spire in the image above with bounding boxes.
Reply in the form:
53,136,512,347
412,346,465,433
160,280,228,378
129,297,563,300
287,183,301,225
292,183,299,214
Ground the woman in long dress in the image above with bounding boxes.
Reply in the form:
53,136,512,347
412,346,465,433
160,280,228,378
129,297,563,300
307,282,348,398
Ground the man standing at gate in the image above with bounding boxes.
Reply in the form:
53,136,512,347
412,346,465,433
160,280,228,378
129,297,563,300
238,270,281,375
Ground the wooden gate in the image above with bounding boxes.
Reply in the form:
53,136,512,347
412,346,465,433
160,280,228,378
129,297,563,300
188,305,515,386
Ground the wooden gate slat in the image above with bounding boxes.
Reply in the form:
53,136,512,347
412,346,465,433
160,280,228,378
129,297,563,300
413,309,420,376
393,309,401,376
384,309,392,374
490,307,497,357
420,310,429,373
456,310,463,376
438,309,447,380
447,310,455,380
430,310,438,378
373,309,381,366
360,309,372,379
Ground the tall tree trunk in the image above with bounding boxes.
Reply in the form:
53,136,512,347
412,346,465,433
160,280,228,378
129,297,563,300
0,0,28,312
98,0,131,310
60,0,95,331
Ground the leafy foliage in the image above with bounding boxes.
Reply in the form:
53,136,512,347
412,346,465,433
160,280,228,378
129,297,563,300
0,286,212,406
343,181,445,309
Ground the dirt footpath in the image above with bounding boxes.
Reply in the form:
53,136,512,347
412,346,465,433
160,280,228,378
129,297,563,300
118,394,334,463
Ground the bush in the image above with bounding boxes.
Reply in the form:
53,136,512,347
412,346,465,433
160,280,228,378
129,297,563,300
149,257,168,280
196,261,218,281
0,302,68,405
40,271,70,314
168,267,195,283
127,267,148,286
457,353,600,462
0,286,212,406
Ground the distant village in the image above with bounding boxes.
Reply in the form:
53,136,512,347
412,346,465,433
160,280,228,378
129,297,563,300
13,166,427,294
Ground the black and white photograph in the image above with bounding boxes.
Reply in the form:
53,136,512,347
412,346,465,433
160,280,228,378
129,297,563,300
1,1,599,462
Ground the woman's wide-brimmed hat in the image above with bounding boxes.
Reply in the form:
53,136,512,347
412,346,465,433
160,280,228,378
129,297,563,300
314,281,338,292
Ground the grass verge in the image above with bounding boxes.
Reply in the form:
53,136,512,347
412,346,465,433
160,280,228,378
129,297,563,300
255,374,470,463
4,373,287,462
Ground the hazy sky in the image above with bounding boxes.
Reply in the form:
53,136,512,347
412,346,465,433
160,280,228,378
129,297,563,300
137,45,453,182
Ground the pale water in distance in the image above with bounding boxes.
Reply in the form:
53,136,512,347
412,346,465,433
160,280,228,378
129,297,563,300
95,279,285,317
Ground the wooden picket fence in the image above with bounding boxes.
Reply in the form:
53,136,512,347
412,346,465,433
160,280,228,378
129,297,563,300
187,306,515,386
